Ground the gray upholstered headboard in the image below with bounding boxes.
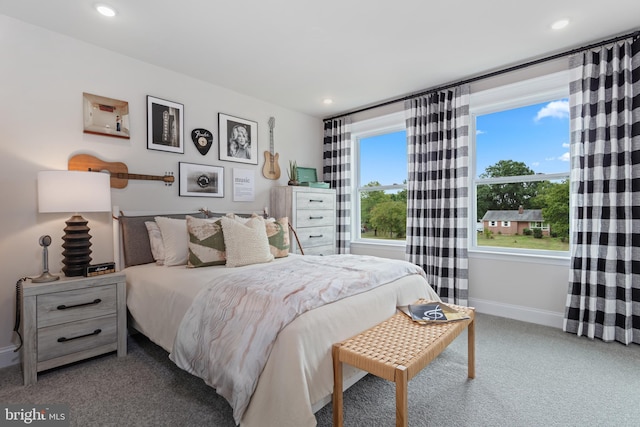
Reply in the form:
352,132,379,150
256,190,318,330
118,212,205,268
116,210,254,269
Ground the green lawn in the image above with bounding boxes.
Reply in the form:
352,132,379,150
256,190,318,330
477,232,569,251
362,230,570,252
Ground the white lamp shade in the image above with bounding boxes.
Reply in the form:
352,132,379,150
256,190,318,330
38,171,112,213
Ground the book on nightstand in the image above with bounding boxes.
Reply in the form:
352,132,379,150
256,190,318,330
398,301,470,324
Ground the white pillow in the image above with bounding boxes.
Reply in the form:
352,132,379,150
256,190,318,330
145,221,165,265
154,217,188,266
220,216,274,267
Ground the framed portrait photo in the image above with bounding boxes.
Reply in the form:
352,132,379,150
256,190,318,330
179,162,224,198
147,95,184,153
218,113,258,164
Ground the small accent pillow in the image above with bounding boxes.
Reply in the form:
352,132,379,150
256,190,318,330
186,216,226,268
154,216,188,266
265,216,290,258
221,216,274,267
145,221,165,265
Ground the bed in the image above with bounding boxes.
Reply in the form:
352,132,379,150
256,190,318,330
115,209,440,427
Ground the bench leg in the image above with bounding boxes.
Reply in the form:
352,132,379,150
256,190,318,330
468,317,476,379
332,344,344,427
395,365,408,427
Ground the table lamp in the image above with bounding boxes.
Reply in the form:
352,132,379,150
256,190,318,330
37,170,112,277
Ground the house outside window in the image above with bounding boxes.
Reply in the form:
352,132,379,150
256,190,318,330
471,71,570,256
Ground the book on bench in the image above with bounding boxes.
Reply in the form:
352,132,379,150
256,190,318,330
398,301,470,324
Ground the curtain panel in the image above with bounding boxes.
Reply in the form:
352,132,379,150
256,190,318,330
322,117,352,254
404,85,470,305
564,37,640,345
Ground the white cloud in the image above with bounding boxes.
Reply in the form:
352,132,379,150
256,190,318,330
535,100,569,122
559,152,570,162
562,142,570,148
531,162,540,166
476,129,486,135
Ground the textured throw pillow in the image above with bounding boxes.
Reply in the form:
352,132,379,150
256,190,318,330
154,216,188,266
265,217,290,258
145,221,165,265
186,216,226,268
221,216,274,267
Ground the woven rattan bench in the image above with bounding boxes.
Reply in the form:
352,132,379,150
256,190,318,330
332,302,475,427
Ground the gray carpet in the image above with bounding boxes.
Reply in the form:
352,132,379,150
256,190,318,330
1,313,638,426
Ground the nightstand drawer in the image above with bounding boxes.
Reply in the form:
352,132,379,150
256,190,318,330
37,314,117,362
303,245,335,256
37,285,117,328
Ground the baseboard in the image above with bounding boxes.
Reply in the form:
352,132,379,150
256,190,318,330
0,344,20,369
469,297,564,329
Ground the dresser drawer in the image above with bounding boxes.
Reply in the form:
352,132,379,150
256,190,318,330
303,245,336,256
37,285,117,328
295,192,335,210
37,314,117,362
298,226,335,248
296,210,334,227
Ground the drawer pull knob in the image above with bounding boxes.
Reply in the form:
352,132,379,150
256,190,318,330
309,235,323,238
309,216,323,219
57,329,102,343
309,199,324,203
57,299,102,310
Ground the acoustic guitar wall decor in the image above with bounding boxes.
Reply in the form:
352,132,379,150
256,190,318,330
68,154,174,188
262,116,281,180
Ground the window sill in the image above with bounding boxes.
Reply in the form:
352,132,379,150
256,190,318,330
469,248,570,266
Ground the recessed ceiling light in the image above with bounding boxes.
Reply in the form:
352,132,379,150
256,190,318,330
323,98,333,105
551,19,569,30
95,4,117,17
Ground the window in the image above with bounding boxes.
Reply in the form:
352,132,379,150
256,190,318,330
351,112,407,242
471,71,570,255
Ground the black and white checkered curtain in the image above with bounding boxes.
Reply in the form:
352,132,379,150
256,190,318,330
323,117,352,254
564,37,640,345
404,85,470,305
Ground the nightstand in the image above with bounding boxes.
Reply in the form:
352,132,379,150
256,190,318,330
20,272,127,385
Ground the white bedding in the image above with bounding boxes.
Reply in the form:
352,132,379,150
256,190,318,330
125,254,440,427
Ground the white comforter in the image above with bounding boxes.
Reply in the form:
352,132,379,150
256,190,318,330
125,254,439,426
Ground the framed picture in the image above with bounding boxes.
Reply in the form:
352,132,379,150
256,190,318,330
147,95,184,153
218,113,258,164
83,93,130,139
179,162,224,197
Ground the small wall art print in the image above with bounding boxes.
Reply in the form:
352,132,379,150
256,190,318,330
147,95,184,154
83,93,130,139
179,162,224,198
218,113,258,165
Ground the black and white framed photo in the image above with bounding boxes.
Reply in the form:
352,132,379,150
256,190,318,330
147,95,184,153
179,162,224,197
218,113,258,164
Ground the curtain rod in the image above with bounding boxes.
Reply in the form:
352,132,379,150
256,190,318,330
324,29,640,122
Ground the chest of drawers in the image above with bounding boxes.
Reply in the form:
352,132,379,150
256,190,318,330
271,186,337,255
20,273,127,385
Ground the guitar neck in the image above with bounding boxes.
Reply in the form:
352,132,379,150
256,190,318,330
113,172,170,182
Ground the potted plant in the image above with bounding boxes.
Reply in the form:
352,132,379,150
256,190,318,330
287,160,298,185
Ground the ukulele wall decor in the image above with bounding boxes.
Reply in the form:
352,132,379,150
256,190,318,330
262,116,281,180
68,154,174,188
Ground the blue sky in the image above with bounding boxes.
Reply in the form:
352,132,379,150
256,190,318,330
359,99,569,186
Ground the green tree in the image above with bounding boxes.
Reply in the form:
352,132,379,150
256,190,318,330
534,180,570,239
369,201,407,238
477,160,540,220
360,181,391,233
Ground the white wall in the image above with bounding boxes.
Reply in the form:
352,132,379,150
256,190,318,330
0,15,323,366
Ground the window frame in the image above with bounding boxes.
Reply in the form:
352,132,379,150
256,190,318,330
469,71,571,258
350,111,407,245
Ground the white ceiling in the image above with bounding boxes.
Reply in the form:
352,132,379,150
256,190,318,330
2,0,639,118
